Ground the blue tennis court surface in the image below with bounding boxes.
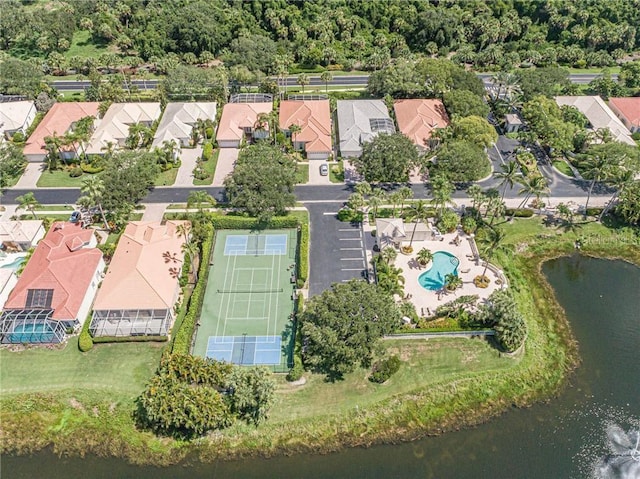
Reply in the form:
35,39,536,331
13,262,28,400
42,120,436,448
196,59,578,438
224,234,288,256
206,335,282,365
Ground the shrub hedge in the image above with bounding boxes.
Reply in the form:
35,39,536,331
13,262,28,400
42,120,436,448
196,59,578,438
172,226,215,354
92,335,168,344
78,317,93,352
369,355,401,383
209,214,299,230
287,293,305,382
505,208,535,218
297,223,309,287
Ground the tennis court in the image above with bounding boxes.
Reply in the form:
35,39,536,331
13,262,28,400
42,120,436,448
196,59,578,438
193,229,297,368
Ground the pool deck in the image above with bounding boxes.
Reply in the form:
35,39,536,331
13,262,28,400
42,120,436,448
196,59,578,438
363,221,504,316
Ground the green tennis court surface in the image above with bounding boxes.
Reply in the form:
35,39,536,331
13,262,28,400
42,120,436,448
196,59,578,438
193,229,297,368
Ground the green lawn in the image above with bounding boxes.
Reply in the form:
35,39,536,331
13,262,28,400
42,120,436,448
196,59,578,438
34,205,75,211
329,161,345,183
3,166,26,188
19,213,70,221
553,160,574,177
269,338,512,422
154,167,179,186
193,150,219,186
296,163,309,184
0,337,164,398
64,30,108,59
36,169,88,188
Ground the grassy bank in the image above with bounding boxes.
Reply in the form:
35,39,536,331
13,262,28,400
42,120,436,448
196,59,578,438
1,218,638,464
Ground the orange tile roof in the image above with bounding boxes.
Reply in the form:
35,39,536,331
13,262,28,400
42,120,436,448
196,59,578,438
393,99,449,148
609,97,640,128
279,100,332,153
23,102,99,155
216,102,272,141
4,222,103,321
92,221,189,311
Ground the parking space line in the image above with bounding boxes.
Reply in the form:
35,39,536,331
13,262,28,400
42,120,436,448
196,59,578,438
338,229,360,232
339,237,361,241
341,268,364,271
340,247,362,251
340,258,364,261
322,212,339,215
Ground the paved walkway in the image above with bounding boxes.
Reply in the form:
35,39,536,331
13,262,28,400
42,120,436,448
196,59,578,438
140,203,169,221
212,148,238,186
174,147,202,187
0,204,19,221
15,162,45,189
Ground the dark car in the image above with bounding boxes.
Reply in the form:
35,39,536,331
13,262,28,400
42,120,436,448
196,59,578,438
69,211,81,223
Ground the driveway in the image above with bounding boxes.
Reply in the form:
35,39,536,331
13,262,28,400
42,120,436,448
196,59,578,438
307,204,368,296
212,148,239,186
174,147,202,187
15,162,46,189
307,160,331,185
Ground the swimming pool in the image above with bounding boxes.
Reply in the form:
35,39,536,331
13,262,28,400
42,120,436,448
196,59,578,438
418,251,460,291
0,255,26,270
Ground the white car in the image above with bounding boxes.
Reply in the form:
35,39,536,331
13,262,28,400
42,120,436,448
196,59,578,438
319,164,329,176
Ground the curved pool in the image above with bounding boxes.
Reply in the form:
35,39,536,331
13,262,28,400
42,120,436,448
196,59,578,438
418,251,460,291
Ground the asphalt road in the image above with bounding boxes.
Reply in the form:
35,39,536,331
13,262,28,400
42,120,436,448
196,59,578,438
51,72,614,91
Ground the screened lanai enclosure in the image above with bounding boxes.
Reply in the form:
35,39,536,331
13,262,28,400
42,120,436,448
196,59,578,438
0,309,67,344
89,308,173,337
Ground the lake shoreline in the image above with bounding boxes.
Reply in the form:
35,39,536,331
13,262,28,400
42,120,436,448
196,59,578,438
1,230,639,466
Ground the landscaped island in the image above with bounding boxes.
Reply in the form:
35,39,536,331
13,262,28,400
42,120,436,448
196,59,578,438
2,213,638,465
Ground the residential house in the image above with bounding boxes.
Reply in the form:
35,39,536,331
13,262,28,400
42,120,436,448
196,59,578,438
554,96,636,146
0,100,37,141
89,221,189,338
0,220,45,252
279,100,332,160
86,102,161,155
608,97,640,134
23,102,100,162
216,102,272,148
152,102,217,152
394,99,450,151
0,270,19,311
0,222,104,344
336,100,395,158
504,113,523,133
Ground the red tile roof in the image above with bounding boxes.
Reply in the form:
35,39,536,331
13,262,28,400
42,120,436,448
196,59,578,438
4,222,103,321
279,100,332,153
609,97,640,128
394,99,449,148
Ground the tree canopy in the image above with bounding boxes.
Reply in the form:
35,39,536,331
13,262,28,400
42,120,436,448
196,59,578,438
160,65,228,104
431,140,491,182
0,57,44,97
443,89,490,119
224,142,296,222
300,280,401,380
100,151,159,212
0,142,27,188
352,133,419,184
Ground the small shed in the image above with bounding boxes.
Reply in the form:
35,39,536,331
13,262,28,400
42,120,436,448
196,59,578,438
504,114,523,133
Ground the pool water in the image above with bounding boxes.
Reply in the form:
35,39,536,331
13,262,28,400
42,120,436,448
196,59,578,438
418,251,460,291
1,256,26,270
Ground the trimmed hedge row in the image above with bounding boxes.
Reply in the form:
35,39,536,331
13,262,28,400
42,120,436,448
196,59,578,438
78,315,93,352
286,293,305,382
297,223,309,288
172,226,215,354
209,214,299,230
92,335,168,344
505,208,535,218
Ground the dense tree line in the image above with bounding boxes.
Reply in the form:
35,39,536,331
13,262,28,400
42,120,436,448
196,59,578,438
2,0,640,77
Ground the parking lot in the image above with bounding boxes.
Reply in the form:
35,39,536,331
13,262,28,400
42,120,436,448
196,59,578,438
307,204,368,296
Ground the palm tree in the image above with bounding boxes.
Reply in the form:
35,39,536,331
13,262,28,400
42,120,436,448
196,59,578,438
407,200,429,247
379,246,397,265
515,175,548,217
581,152,611,218
397,186,413,216
16,192,40,219
354,181,372,197
320,70,333,94
375,260,405,297
600,168,634,221
466,184,484,212
176,223,199,282
297,73,310,93
388,191,403,217
416,248,433,267
478,227,507,279
444,273,462,292
368,188,386,223
486,196,506,226
80,176,109,229
346,192,366,213
430,174,454,216
288,123,302,148
187,190,215,213
494,161,521,203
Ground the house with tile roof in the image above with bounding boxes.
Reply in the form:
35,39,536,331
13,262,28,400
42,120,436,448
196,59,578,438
279,100,332,160
86,102,161,155
216,102,272,148
608,97,640,134
0,222,104,344
89,220,189,337
555,96,636,146
23,102,100,161
0,220,45,252
393,99,449,151
0,101,37,141
336,100,395,158
152,102,217,149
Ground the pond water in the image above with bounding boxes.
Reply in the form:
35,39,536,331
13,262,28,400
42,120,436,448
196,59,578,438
3,256,639,479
